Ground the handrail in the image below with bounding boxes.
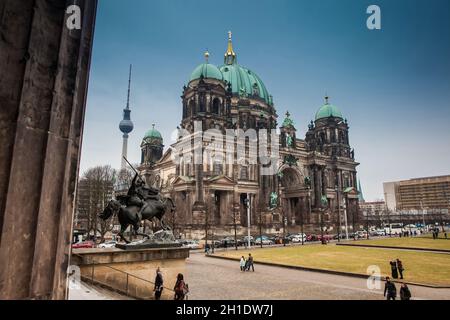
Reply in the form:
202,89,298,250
88,264,174,295
104,265,175,292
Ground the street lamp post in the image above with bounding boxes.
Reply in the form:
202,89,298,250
366,209,370,240
259,205,263,249
335,184,341,242
343,193,349,240
246,193,251,248
300,201,305,246
319,195,328,244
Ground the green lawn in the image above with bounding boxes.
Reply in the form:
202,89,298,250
350,237,450,251
215,244,450,286
419,233,449,240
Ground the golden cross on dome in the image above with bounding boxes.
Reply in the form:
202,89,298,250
228,31,232,41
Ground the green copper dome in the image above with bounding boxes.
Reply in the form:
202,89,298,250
219,64,271,104
315,103,343,121
282,111,295,128
189,63,223,82
143,125,163,141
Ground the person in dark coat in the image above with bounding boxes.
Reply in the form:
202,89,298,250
400,283,411,300
154,267,164,300
390,260,398,279
396,259,404,279
384,277,397,300
174,273,188,300
247,253,254,272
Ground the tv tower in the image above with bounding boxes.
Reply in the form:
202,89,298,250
119,65,134,170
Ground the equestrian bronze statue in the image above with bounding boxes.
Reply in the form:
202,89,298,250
99,162,176,243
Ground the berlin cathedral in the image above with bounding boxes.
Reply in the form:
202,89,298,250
137,33,361,239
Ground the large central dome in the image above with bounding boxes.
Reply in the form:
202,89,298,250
189,32,272,105
219,64,270,104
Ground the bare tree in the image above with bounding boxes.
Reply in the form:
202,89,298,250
115,167,134,194
75,165,117,243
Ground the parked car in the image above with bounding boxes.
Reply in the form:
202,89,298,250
72,240,95,249
98,240,116,248
356,230,368,238
219,238,236,248
291,234,307,243
242,236,255,246
333,234,348,240
370,229,385,237
317,234,333,242
255,236,274,245
306,234,319,242
269,235,289,244
181,240,200,249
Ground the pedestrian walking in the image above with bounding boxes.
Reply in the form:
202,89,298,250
247,253,254,272
174,273,189,300
396,259,404,279
390,260,398,279
400,283,411,300
384,277,397,300
154,267,164,300
240,256,246,272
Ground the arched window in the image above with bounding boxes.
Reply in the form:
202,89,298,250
212,98,220,115
199,95,206,113
188,100,195,117
320,132,326,144
182,102,187,118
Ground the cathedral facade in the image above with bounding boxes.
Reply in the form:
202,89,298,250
138,34,361,239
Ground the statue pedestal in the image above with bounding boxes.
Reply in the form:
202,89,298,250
116,242,182,250
72,246,189,300
116,229,182,250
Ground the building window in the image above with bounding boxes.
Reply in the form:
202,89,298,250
213,161,223,176
199,95,206,113
188,100,195,117
240,166,249,180
212,98,220,115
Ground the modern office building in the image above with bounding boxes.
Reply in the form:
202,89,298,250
383,175,450,212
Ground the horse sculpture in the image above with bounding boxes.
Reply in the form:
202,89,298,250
99,195,176,243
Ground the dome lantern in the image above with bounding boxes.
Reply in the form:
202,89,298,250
224,31,237,65
315,96,344,121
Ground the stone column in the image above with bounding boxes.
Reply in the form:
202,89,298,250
0,0,97,300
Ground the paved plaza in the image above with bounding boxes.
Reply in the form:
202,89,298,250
69,281,132,300
186,253,450,300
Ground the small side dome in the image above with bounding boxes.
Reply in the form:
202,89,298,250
189,63,223,82
143,125,163,145
315,97,343,121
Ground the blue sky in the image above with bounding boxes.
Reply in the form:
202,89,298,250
80,0,450,201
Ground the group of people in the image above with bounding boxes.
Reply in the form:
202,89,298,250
153,268,189,300
384,277,411,300
384,258,411,300
389,258,405,279
431,228,447,239
239,253,255,272
399,230,417,237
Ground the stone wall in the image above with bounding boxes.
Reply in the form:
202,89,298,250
73,247,190,300
0,0,97,299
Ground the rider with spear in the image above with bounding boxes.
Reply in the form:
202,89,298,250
124,157,160,221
